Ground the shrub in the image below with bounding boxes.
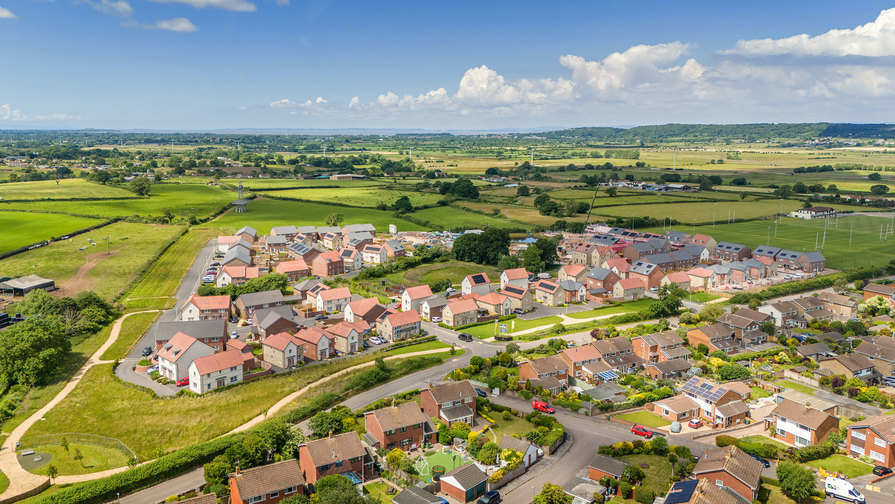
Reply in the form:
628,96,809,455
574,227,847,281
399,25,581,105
619,481,633,498
634,487,655,504
715,435,738,447
502,410,513,421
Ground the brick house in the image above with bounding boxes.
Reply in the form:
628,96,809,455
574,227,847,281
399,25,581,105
262,235,289,255
401,285,433,312
442,299,478,327
651,395,699,423
262,332,305,369
586,266,619,297
499,268,529,290
188,349,245,393
501,285,533,312
311,251,344,277
518,355,568,387
420,296,449,321
692,445,763,502
587,454,629,482
461,273,491,296
558,345,602,380
377,310,421,341
602,258,631,279
286,242,320,264
864,283,895,306
382,240,405,259
558,280,587,303
623,241,658,261
629,260,665,289
364,402,436,451
252,306,298,339
713,242,751,262
592,336,642,374
631,330,688,363
229,459,305,504
420,380,477,425
294,327,333,361
847,415,895,467
680,376,750,428
274,260,310,281
718,308,772,338
818,354,880,384
234,290,286,319
770,398,839,447
817,291,858,319
316,287,352,313
440,464,487,503
344,297,387,324
688,323,740,355
270,225,298,241
236,226,257,243
157,332,215,382
216,265,261,288
298,433,371,485
181,294,230,322
642,358,692,380
153,320,228,352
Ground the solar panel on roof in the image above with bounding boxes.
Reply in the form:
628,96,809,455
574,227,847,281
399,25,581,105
665,480,699,504
598,370,620,380
472,274,485,283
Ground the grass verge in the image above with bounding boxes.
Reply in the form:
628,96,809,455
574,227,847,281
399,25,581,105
614,410,671,428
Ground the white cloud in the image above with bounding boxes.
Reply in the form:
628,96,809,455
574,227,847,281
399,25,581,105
1,104,82,122
0,6,17,19
149,0,256,12
725,8,895,57
315,96,327,104
150,17,198,33
269,97,329,108
0,104,23,121
84,0,133,17
348,96,360,108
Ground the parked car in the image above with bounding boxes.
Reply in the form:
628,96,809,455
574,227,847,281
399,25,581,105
873,466,893,476
649,286,658,292
176,377,189,387
688,418,703,429
477,490,501,504
532,400,554,414
370,336,385,345
825,476,865,503
145,364,159,375
202,275,215,284
631,425,653,439
314,314,327,321
748,453,771,468
474,388,487,398
229,331,238,339
512,308,524,315
210,261,221,266
141,346,153,357
431,316,442,323
458,333,473,342
363,340,370,349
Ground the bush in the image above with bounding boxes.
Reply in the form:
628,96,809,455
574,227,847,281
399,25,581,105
618,481,633,498
634,487,655,504
715,435,738,447
502,410,513,421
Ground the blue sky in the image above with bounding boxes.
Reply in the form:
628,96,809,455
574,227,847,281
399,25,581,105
3,1,895,130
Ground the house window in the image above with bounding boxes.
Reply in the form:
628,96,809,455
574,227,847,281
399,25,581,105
335,460,343,467
319,464,331,471
715,480,723,486
248,496,264,504
285,487,297,495
871,451,886,463
850,444,863,455
795,436,809,447
230,376,238,383
853,431,866,441
269,491,279,499
875,438,887,448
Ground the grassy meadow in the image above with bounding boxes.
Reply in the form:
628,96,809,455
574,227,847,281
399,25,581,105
260,186,445,208
0,179,136,200
0,212,102,254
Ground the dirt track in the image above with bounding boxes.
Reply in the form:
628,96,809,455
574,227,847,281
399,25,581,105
56,249,120,297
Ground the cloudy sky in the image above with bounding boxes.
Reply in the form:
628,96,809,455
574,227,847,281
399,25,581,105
3,1,895,130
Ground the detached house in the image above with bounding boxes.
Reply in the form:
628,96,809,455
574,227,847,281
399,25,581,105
475,292,511,316
316,287,352,313
378,310,421,341
817,291,858,319
364,402,436,451
559,264,588,283
661,271,692,291
262,235,288,255
181,294,230,322
188,349,245,393
501,285,533,312
643,359,692,380
680,376,750,428
420,296,449,321
361,244,388,265
688,233,717,252
236,226,258,243
718,308,771,338
691,446,763,502
345,297,387,324
518,355,569,391
442,299,479,327
234,290,286,319
153,320,227,352
819,354,879,384
298,433,371,485
229,459,305,504
216,265,261,288
325,321,361,354
401,285,433,312
262,332,305,369
558,345,602,380
847,415,895,467
534,280,563,306
421,380,477,425
613,278,645,301
158,332,215,382
500,268,529,290
383,240,405,259
687,267,716,290
586,266,619,299
461,273,491,296
770,398,839,447
603,258,631,279
274,260,310,281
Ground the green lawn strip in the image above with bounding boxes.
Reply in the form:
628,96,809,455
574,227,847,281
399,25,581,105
777,380,816,395
0,468,8,494
0,179,136,201
0,211,103,255
126,227,222,301
614,411,671,428
385,341,450,355
687,292,721,303
363,481,394,504
24,442,131,476
619,454,673,496
565,300,652,320
260,186,445,208
806,454,873,478
465,315,564,339
407,261,501,287
751,386,772,399
738,435,789,450
100,311,161,361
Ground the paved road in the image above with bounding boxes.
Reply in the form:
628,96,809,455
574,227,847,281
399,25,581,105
114,238,218,396
119,468,203,504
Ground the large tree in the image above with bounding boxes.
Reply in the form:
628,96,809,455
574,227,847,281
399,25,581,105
0,315,70,385
452,228,510,266
533,483,573,504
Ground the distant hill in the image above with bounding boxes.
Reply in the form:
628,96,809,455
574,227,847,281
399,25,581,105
541,123,895,142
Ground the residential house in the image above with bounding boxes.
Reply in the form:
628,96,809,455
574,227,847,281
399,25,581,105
236,226,258,243
790,206,836,219
688,233,717,253
592,336,642,374
401,285,433,312
629,260,665,289
382,240,405,259
274,260,310,281
759,301,802,328
623,241,658,261
579,360,619,385
461,273,491,296
558,280,587,303
770,398,839,447
643,359,692,380
216,235,243,253
321,232,342,250
181,294,230,322
569,242,596,266
262,235,289,255
651,395,699,423
791,296,835,323
864,284,895,304
519,355,569,387
713,242,751,262
345,298,387,324
315,226,342,239
361,244,388,265
341,223,376,236
153,320,227,352
234,290,286,319
681,376,750,427
613,278,645,301
631,330,688,363
294,327,333,361
817,291,858,319
603,258,631,279
682,243,710,263
855,338,895,376
338,248,360,271
262,332,305,369
298,433,371,485
665,477,751,504
364,402,436,451
393,488,441,504
534,280,563,306
687,267,716,290
325,321,361,354
311,251,344,277
270,225,298,241
420,296,449,321
692,446,763,502
188,349,245,393
661,271,692,291
752,245,781,261
500,268,529,290
378,310,421,341
216,265,261,288
221,245,253,269
847,415,895,467
442,299,479,327
795,342,836,361
587,454,629,482
316,287,352,313
641,253,677,273
559,264,588,283
252,306,299,339
718,308,772,338
285,242,320,263
586,267,619,299
559,345,602,380
475,292,511,316
440,464,487,503
688,323,740,355
818,354,879,384
157,332,215,382
228,459,305,504
501,285,533,312
421,380,477,425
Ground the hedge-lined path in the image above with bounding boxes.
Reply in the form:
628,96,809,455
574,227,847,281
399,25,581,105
0,310,159,503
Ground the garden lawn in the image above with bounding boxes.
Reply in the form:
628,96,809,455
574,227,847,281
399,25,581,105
386,341,450,355
614,411,671,428
0,211,102,255
565,300,652,320
777,380,816,395
489,414,534,443
619,454,673,497
25,442,131,476
739,435,789,450
100,311,160,361
363,481,394,504
0,469,7,494
416,451,471,480
688,292,721,303
751,386,772,399
463,316,563,339
807,454,873,478
404,261,501,287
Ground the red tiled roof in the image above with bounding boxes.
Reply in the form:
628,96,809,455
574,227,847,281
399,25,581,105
605,258,630,271
446,299,478,314
319,287,352,301
559,344,601,362
275,259,309,273
222,265,260,280
476,292,507,306
295,327,329,344
185,294,230,311
192,349,244,375
313,251,341,263
217,235,240,245
264,332,303,352
347,297,381,316
502,268,529,280
325,321,358,338
404,285,433,300
687,267,714,278
618,278,644,290
665,271,690,283
385,310,421,327
561,264,587,276
756,256,774,266
158,332,203,363
464,273,490,286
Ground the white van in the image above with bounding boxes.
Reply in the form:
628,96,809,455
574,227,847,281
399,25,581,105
825,476,865,503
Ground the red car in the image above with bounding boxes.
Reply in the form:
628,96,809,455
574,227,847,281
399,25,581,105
176,377,190,387
688,418,703,429
532,400,555,414
631,425,653,439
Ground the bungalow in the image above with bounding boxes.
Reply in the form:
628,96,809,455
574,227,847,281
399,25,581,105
420,296,449,321
181,294,230,322
361,245,388,265
651,395,699,423
770,399,839,447
345,297,387,324
559,263,588,283
442,299,479,327
262,332,305,369
692,446,764,502
311,251,344,277
461,273,491,296
613,278,645,301
559,345,602,380
587,453,629,482
688,323,740,355
681,376,750,428
158,332,215,382
421,380,477,425
602,258,631,279
401,285,433,312
819,354,879,384
713,242,751,262
501,285,533,312
534,280,563,306
687,267,716,290
661,271,692,291
817,291,858,319
188,349,245,393
153,320,228,352
364,402,436,451
631,330,688,363
316,287,352,313
270,225,298,241
629,260,664,289
643,359,692,380
440,464,487,503
274,260,310,281
500,267,529,290
298,433,371,485
519,355,569,387
294,327,334,361
378,310,421,341
475,292,511,316
216,265,261,288
234,290,286,319
229,459,305,504
325,321,361,354
846,415,895,467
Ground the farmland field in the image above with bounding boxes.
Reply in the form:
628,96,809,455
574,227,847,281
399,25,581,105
0,179,136,200
0,222,184,300
412,206,530,230
226,178,383,189
261,186,445,208
592,199,805,223
0,211,102,254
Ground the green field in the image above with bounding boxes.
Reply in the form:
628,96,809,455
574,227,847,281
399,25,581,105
565,300,652,319
100,311,160,361
0,222,185,300
25,442,131,476
412,206,530,230
0,211,102,254
777,380,816,395
619,454,673,496
593,199,804,223
0,179,137,200
394,261,501,287
261,186,445,208
464,315,563,339
614,411,671,427
224,178,383,189
210,197,427,233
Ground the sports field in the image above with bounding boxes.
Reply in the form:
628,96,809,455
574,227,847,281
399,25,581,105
0,211,102,254
0,179,136,200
